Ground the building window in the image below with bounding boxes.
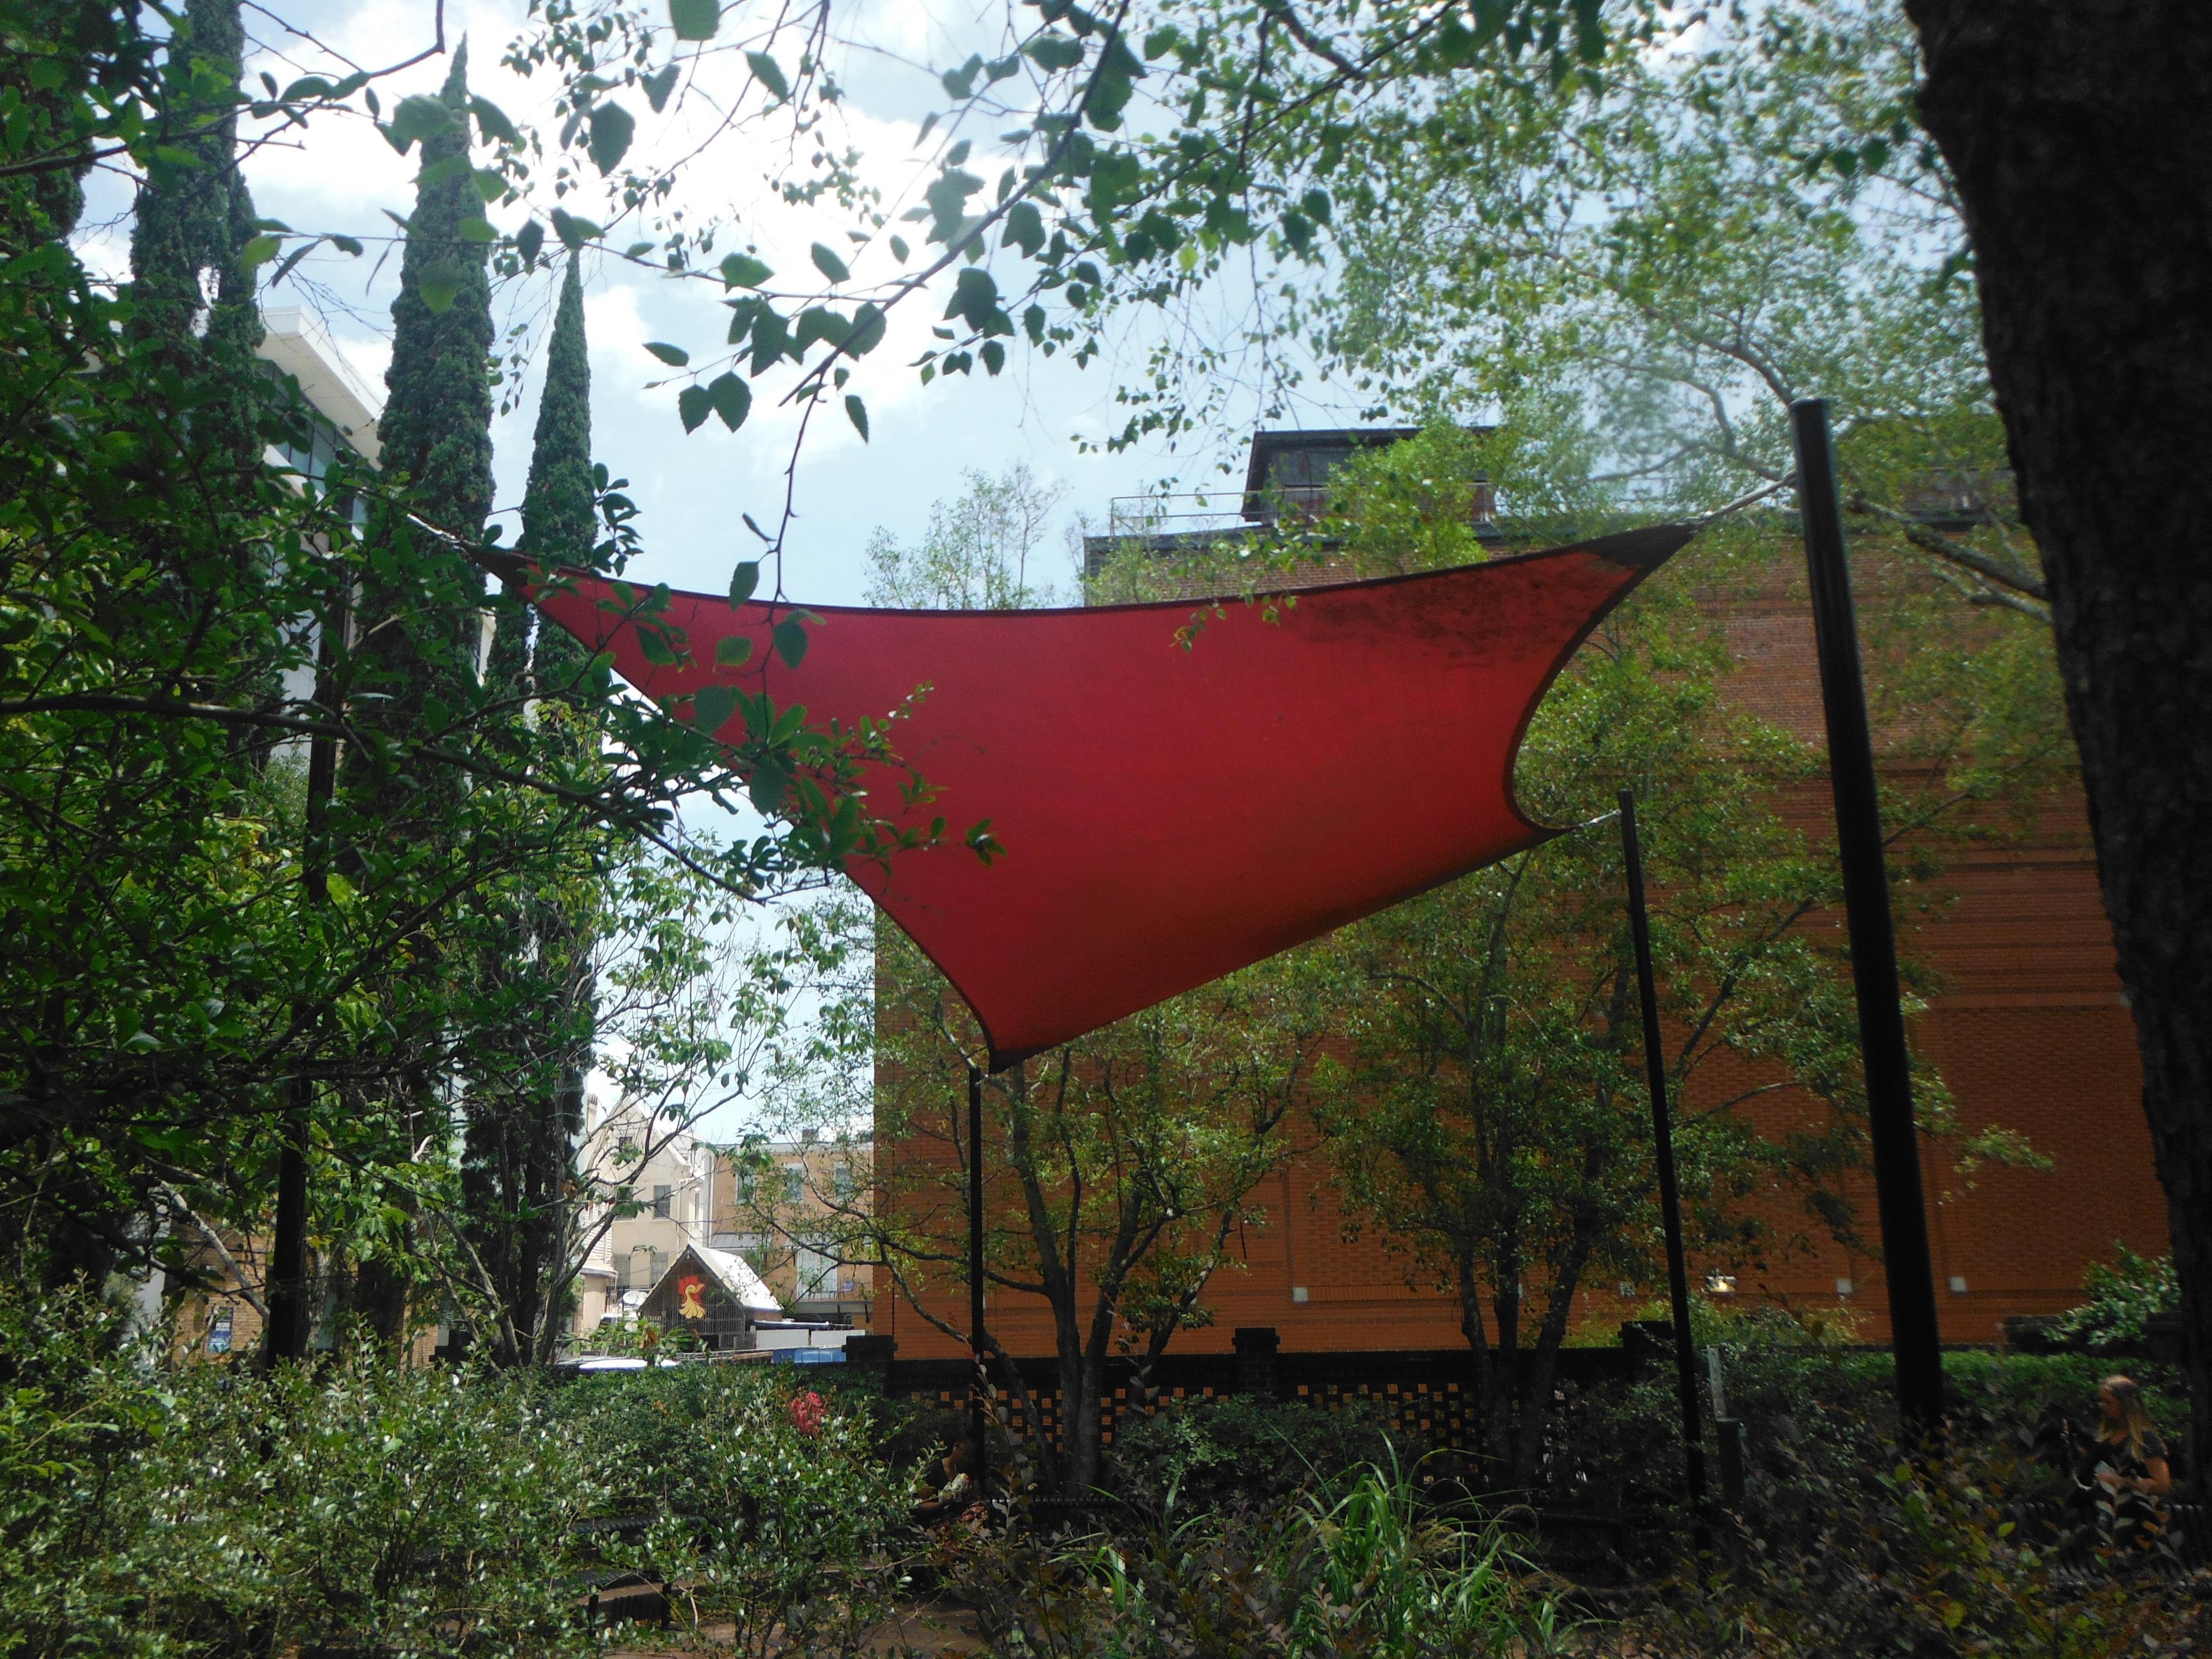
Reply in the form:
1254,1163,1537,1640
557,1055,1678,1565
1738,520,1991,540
797,1245,836,1300
782,1166,804,1206
653,1184,672,1219
206,1304,234,1355
616,1255,632,1291
832,1162,854,1201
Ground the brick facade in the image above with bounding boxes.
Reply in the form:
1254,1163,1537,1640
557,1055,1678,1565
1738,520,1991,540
880,555,2162,1362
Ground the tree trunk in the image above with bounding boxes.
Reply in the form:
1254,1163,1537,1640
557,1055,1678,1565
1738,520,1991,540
1904,0,2212,1483
1453,1246,1498,1480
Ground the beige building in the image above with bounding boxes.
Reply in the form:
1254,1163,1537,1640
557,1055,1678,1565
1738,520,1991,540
572,1093,725,1336
711,1133,873,1324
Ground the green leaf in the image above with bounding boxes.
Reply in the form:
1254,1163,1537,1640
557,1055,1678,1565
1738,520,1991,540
810,241,851,283
514,219,545,264
470,96,521,146
644,341,690,366
980,339,1005,375
749,765,789,815
771,614,811,668
1082,35,1144,131
846,304,885,355
474,168,507,201
793,306,851,353
643,63,681,112
1002,199,1045,257
417,263,466,314
707,372,752,430
728,560,762,606
719,252,772,289
238,234,282,269
746,51,790,100
457,217,497,244
588,103,636,175
418,155,471,192
844,394,869,442
742,513,772,543
944,265,1000,331
690,683,741,734
550,207,601,251
329,234,364,256
888,234,910,263
670,0,720,39
1024,35,1085,71
637,627,680,666
749,308,788,376
940,53,984,100
679,384,712,432
717,634,755,666
385,93,453,151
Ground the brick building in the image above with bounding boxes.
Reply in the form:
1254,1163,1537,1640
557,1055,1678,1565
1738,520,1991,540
877,430,2164,1364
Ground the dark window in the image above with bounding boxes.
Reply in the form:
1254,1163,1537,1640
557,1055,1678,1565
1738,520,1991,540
652,1184,672,1219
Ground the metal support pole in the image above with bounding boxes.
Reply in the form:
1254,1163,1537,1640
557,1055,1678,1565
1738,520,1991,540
1618,789,1710,1551
967,1063,988,1491
1789,400,1946,1437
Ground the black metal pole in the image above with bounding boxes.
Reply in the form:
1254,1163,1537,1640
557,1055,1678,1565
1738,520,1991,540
1618,790,1710,1550
264,594,345,1368
967,1063,988,1491
1789,399,1945,1437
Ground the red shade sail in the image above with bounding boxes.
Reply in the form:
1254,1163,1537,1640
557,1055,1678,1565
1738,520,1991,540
528,524,1690,1069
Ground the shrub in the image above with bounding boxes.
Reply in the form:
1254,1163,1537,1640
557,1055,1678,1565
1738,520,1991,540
1630,1443,2201,1658
1105,1393,1397,1514
945,1450,1574,1658
1,1281,904,1657
2046,1243,2178,1351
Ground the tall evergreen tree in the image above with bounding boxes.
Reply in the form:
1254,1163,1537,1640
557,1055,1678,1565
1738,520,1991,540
465,253,601,1363
353,42,497,789
125,0,264,488
336,44,499,1347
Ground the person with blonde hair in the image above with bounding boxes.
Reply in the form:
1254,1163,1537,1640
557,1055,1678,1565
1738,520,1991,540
2093,1375,2173,1495
2086,1374,2172,1556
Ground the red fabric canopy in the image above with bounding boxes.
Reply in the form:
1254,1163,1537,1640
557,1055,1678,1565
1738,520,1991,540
528,525,1690,1069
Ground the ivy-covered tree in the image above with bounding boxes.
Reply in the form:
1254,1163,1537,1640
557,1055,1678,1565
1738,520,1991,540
461,252,603,1365
124,0,264,484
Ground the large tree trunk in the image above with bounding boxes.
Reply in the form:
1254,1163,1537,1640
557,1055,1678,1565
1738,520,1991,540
1903,1,2212,1480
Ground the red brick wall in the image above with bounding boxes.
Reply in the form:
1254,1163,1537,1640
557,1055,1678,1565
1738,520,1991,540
882,568,2161,1360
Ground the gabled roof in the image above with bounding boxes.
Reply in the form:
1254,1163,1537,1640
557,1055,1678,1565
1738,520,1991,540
649,1243,782,1316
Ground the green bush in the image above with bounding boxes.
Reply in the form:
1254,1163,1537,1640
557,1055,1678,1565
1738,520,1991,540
1633,1444,2196,1658
944,1450,1575,1658
1105,1393,1398,1514
2046,1243,2178,1351
0,1281,904,1657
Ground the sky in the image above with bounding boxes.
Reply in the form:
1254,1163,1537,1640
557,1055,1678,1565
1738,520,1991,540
78,0,1366,608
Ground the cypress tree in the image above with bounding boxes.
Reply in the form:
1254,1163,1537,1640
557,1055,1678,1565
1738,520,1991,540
467,251,601,1363
354,41,497,760
339,44,499,1349
126,0,264,482
377,43,496,540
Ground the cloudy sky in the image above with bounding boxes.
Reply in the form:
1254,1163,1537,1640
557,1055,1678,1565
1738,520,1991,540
80,0,1365,607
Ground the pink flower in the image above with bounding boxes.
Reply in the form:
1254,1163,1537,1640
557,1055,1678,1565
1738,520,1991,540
789,1389,827,1438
